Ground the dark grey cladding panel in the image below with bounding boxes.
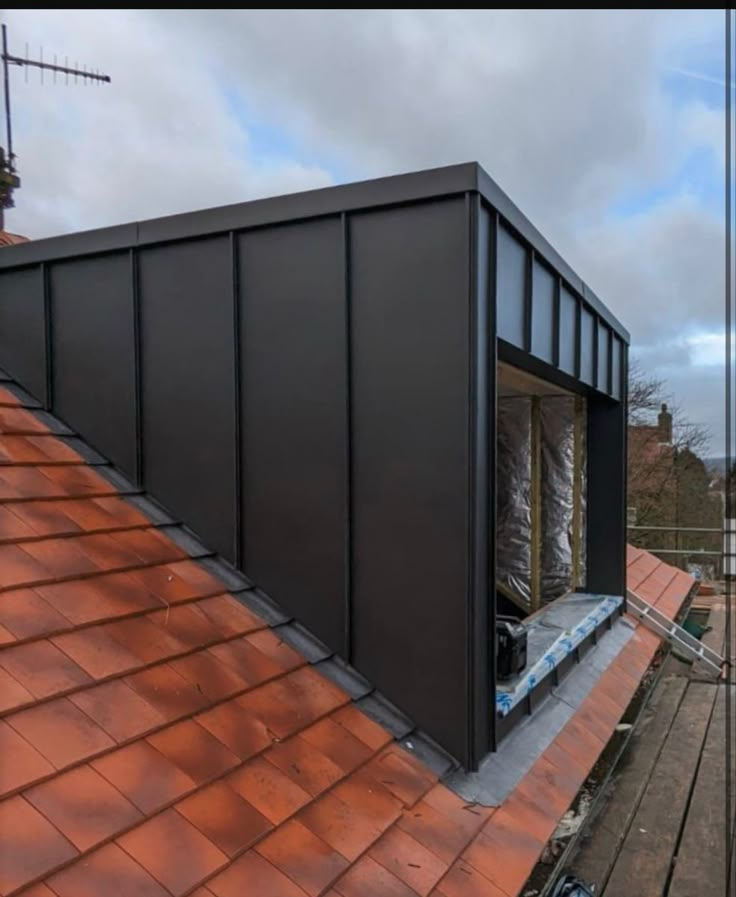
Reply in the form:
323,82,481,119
138,236,237,561
531,259,555,365
238,217,347,654
559,286,577,377
0,265,46,403
612,336,623,400
50,253,137,479
597,321,611,394
496,225,527,349
350,197,472,764
580,305,595,386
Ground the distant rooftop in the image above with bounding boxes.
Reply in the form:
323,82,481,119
0,230,28,247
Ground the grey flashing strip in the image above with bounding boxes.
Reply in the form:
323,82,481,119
2,382,42,408
33,411,74,435
58,437,108,465
313,656,373,700
357,693,415,741
94,464,140,493
444,617,635,806
236,588,290,626
274,621,333,664
125,494,176,525
158,524,211,559
198,556,253,592
399,731,458,779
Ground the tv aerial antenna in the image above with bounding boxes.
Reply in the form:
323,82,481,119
1,23,110,227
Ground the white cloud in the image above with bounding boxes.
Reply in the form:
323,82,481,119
2,9,333,236
0,8,726,450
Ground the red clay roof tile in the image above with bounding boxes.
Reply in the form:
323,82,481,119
170,648,250,701
208,636,285,682
225,756,311,824
0,544,49,589
51,627,141,680
333,855,418,897
8,697,115,770
36,572,162,624
0,588,71,641
369,825,448,895
422,784,493,837
0,504,37,540
266,733,345,797
0,406,48,433
396,797,477,865
175,781,272,857
25,764,143,852
0,664,34,713
3,500,83,538
364,744,437,807
331,703,393,750
21,536,100,578
0,718,55,796
146,719,240,784
0,795,77,894
92,740,196,813
147,602,223,649
206,850,308,897
255,818,349,895
125,663,208,720
245,627,305,671
68,680,166,743
0,639,91,698
196,594,263,636
299,787,386,861
17,882,59,897
46,842,170,897
116,808,228,895
433,859,508,897
463,826,542,897
196,698,275,761
299,716,373,773
101,613,187,663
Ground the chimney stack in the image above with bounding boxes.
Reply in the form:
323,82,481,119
657,402,672,444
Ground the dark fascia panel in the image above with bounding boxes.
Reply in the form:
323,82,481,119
474,166,629,342
0,161,629,341
0,164,477,266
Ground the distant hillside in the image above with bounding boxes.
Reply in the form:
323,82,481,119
704,457,727,477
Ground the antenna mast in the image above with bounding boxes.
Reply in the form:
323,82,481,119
1,23,110,228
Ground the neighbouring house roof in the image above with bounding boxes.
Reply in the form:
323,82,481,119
628,423,675,465
0,231,28,248
0,380,694,897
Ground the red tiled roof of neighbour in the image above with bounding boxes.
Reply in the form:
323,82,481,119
0,382,695,897
0,231,28,248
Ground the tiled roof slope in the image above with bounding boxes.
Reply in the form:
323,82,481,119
0,381,694,897
0,231,28,248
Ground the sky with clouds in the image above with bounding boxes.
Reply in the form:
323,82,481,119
1,9,727,454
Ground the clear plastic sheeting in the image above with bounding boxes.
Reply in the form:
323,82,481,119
496,398,532,607
540,397,575,603
496,393,587,614
579,416,587,584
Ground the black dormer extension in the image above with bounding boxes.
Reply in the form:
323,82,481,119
0,163,628,770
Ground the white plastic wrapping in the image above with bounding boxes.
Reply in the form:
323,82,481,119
496,397,532,607
496,392,587,614
540,397,575,603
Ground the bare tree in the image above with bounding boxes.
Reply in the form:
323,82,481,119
628,358,665,425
